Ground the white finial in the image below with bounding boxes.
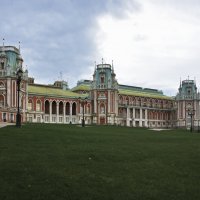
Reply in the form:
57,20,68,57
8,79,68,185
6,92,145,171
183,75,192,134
112,60,114,72
94,61,96,73
18,41,21,52
59,71,63,81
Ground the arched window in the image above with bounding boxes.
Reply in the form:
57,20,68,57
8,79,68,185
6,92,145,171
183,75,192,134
158,112,161,120
72,102,76,115
138,98,141,106
153,112,157,120
45,100,50,114
36,100,41,112
150,99,153,107
119,96,123,104
0,95,4,107
59,101,63,115
28,99,33,110
0,61,4,69
126,96,129,105
160,101,163,109
52,101,57,114
66,102,70,115
100,103,105,114
0,82,4,88
87,104,91,114
132,97,135,106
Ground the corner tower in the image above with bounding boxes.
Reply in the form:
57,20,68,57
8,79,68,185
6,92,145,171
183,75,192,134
176,79,200,129
91,61,118,125
0,45,28,123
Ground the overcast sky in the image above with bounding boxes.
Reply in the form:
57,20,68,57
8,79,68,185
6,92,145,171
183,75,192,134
1,0,200,96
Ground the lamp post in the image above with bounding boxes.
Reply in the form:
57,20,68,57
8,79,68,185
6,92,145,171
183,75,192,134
187,108,195,132
16,68,23,128
79,97,87,127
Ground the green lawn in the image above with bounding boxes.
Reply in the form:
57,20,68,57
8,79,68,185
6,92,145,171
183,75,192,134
0,124,200,200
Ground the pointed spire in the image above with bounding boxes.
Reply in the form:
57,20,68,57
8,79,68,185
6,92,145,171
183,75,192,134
112,60,115,73
94,61,96,73
18,41,21,52
1,38,6,57
2,38,5,52
102,58,104,67
180,77,182,87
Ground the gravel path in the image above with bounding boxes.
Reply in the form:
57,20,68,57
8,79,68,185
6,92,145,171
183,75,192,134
0,123,15,128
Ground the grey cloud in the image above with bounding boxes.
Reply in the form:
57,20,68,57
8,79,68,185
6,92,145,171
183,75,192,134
1,0,140,87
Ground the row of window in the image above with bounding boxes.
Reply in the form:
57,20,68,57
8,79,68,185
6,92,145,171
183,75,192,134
0,112,14,122
28,99,94,115
28,115,77,123
119,96,173,106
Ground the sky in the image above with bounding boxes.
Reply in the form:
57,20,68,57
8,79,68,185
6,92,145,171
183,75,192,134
1,0,200,96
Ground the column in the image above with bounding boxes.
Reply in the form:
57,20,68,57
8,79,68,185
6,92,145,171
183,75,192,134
108,91,110,113
70,102,72,123
94,92,97,113
183,101,186,119
63,102,66,124
145,109,148,127
50,101,52,123
132,108,135,127
139,108,142,127
56,102,59,123
126,107,130,126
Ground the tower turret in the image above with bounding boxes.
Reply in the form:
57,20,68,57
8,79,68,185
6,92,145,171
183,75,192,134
176,78,200,129
91,60,118,125
92,63,118,90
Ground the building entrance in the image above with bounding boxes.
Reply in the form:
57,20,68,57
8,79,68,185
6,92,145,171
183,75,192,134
100,117,105,125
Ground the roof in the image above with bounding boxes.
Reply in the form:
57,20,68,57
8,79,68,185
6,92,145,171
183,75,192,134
118,85,172,100
28,85,87,98
71,84,90,92
28,82,172,100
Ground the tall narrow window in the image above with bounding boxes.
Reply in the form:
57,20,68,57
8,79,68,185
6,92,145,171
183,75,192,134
72,102,76,115
28,99,33,110
0,95,4,107
66,102,70,115
45,101,50,114
101,76,104,83
52,101,57,114
1,62,4,69
100,103,105,114
36,100,41,112
59,101,63,115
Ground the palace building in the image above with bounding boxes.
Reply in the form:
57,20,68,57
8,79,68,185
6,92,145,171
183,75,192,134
1,45,200,129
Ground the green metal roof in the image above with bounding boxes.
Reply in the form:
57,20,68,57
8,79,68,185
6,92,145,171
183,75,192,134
118,89,172,100
71,84,90,92
118,84,172,100
28,85,87,98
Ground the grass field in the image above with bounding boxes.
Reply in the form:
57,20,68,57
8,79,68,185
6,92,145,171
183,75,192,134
0,124,200,200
